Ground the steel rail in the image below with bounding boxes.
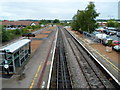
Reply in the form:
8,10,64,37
50,27,72,89
68,37,107,88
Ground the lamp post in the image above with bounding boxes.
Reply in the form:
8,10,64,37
3,50,9,75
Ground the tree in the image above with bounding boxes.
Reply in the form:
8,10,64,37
39,19,52,24
31,25,36,30
53,19,60,23
84,2,99,33
107,20,120,27
76,10,87,32
2,29,11,42
15,29,22,35
71,14,80,31
26,26,32,29
71,2,99,33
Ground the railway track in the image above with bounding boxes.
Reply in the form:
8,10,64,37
49,26,119,89
50,27,72,89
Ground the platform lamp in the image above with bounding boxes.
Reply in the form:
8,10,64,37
3,49,9,75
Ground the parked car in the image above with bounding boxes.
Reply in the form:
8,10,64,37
96,34,109,40
91,31,100,35
117,32,120,37
22,33,35,37
112,40,120,46
107,27,116,31
96,27,106,32
113,45,120,52
109,30,117,35
105,30,116,35
83,32,92,37
103,29,108,34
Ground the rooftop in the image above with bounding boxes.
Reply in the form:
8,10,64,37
0,21,39,26
0,39,31,53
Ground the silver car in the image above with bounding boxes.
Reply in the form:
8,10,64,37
113,45,120,52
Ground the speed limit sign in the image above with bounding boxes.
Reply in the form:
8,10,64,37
4,64,9,69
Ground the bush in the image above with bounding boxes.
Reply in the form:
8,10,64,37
15,29,22,35
2,30,11,42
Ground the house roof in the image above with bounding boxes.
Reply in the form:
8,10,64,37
0,39,31,53
0,21,39,26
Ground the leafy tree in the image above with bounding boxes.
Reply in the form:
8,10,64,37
84,2,99,33
39,19,52,24
107,20,120,27
31,25,36,30
2,30,11,42
76,10,87,32
71,14,80,30
53,19,60,23
71,2,99,33
15,29,22,35
26,26,32,29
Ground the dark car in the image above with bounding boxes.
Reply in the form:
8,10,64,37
22,33,35,37
109,30,117,35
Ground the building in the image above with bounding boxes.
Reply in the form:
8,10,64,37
119,1,120,19
0,20,39,30
0,39,31,74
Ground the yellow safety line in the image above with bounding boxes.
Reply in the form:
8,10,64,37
92,48,120,72
29,63,42,90
81,38,120,72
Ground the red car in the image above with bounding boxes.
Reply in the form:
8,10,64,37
112,41,120,46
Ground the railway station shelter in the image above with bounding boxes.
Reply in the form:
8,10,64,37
0,39,31,74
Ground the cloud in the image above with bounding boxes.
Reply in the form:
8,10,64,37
0,1,118,20
0,0,120,2
95,2,118,19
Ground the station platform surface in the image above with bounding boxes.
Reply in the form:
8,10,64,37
69,29,120,86
1,26,57,89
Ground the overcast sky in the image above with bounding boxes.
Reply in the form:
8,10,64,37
0,0,119,20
